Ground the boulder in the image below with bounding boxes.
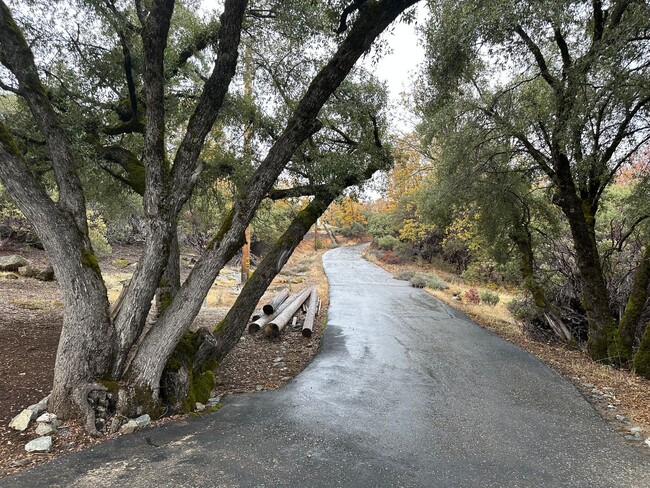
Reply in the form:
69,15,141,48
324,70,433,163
9,409,36,431
17,266,36,278
0,255,29,271
25,436,52,453
36,412,57,423
27,395,49,416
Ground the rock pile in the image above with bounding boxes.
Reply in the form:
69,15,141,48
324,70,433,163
0,254,55,281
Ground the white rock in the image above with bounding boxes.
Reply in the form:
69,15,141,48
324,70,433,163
120,420,138,434
195,402,206,412
645,438,650,448
630,427,643,434
135,414,151,428
25,436,52,453
616,414,629,423
9,410,36,431
35,423,56,436
36,412,57,423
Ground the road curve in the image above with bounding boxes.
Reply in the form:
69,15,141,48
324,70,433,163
4,244,650,487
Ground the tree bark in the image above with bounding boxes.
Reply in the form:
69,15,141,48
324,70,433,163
633,321,650,378
124,0,418,404
617,243,650,359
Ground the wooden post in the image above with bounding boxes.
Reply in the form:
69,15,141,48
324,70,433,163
264,288,312,338
314,218,318,251
241,226,251,285
263,288,289,314
249,292,298,334
301,288,318,338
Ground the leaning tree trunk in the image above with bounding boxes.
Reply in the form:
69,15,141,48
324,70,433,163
617,243,650,360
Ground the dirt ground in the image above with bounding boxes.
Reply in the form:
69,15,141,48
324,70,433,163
0,239,330,477
365,247,650,458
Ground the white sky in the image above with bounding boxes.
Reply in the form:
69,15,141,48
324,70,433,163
362,6,426,134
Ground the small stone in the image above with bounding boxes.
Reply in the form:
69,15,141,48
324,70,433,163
581,383,595,389
25,436,52,453
280,376,291,381
36,413,57,423
273,361,286,368
195,402,206,412
135,414,151,428
273,357,284,363
255,385,263,391
9,410,36,431
120,420,138,434
207,396,221,405
616,414,629,423
624,435,641,442
645,438,650,448
630,427,643,434
50,419,62,429
10,458,31,468
35,423,56,436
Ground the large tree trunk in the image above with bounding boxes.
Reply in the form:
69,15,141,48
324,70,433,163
633,321,650,378
617,243,650,360
553,165,614,361
122,0,418,410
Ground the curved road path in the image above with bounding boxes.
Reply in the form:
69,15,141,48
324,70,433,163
5,245,650,487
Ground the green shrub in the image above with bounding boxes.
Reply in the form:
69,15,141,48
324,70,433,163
507,298,541,320
410,275,427,288
409,273,448,290
367,212,398,239
479,290,500,306
339,221,366,238
395,269,416,281
376,235,402,251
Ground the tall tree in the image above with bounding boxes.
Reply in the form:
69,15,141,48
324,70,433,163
0,0,420,431
418,0,650,362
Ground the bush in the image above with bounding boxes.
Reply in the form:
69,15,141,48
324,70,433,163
395,269,416,281
376,235,402,251
479,290,500,306
507,298,541,321
409,273,448,290
339,221,367,238
87,210,112,256
367,212,398,239
464,287,480,304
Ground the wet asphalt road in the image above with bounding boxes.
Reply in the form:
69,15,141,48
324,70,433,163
4,244,650,487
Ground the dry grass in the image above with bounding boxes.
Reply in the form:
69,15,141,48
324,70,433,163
365,249,650,449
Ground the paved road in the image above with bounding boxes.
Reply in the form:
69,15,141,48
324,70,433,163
5,245,650,487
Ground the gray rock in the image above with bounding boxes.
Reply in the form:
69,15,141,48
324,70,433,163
195,402,206,412
581,383,595,389
135,414,151,428
35,265,55,281
25,436,52,453
4,273,18,279
207,396,221,405
35,423,56,436
10,458,31,468
36,412,57,423
27,395,50,416
624,435,641,442
645,438,650,448
272,361,286,368
9,409,36,431
0,255,29,271
255,385,263,391
630,426,643,434
615,414,629,423
120,420,138,434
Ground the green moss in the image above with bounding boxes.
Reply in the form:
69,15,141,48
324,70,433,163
81,248,101,274
0,122,21,156
633,322,650,379
100,380,120,396
213,320,224,333
130,383,165,419
206,209,234,251
113,259,129,268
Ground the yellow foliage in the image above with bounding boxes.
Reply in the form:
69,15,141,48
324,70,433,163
385,134,433,210
442,207,483,254
327,196,367,227
399,219,434,243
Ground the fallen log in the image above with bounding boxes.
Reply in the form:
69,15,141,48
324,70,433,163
251,308,264,322
264,288,313,338
249,292,300,334
302,288,318,338
263,288,290,315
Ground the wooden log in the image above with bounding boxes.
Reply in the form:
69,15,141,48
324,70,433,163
251,308,264,321
263,288,289,315
264,288,312,338
302,288,318,338
249,292,300,333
